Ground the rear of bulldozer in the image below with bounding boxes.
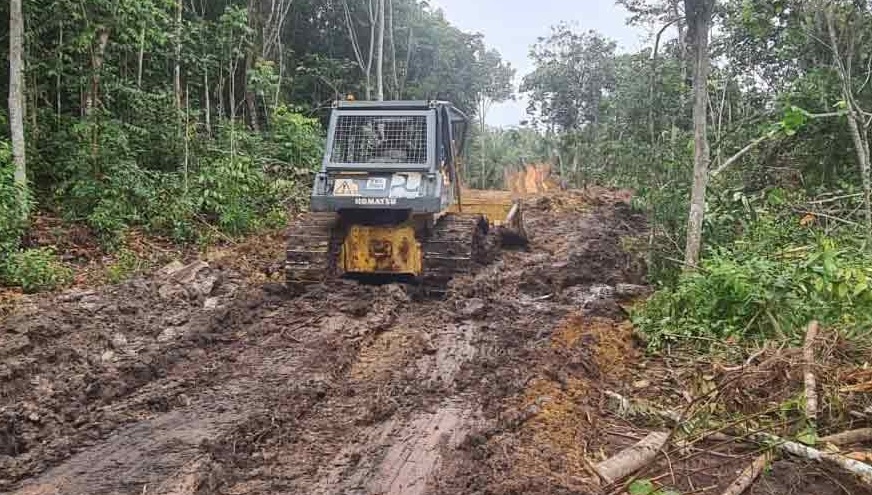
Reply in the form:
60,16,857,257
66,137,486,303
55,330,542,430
285,100,527,291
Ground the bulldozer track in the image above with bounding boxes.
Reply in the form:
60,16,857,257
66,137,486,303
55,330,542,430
285,213,341,288
422,214,489,290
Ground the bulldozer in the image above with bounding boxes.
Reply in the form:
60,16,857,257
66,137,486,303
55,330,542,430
285,100,526,291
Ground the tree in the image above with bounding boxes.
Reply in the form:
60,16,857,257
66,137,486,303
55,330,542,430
474,47,515,188
342,0,378,100
682,0,715,270
818,0,872,238
522,27,618,132
8,0,26,221
376,0,386,101
521,26,617,182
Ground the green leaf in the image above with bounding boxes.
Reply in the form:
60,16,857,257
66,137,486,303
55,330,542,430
797,425,818,446
629,479,656,495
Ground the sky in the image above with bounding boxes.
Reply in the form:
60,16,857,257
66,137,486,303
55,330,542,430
428,0,649,127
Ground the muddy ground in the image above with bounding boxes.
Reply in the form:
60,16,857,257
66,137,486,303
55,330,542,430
1,190,869,495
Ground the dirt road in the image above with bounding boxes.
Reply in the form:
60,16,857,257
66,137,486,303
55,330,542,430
2,191,862,495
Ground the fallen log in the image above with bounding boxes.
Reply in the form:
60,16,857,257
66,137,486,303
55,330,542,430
594,431,670,484
719,452,772,495
752,432,872,486
821,428,872,446
803,321,819,433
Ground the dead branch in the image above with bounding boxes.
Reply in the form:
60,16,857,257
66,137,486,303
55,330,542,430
752,432,872,486
804,321,819,433
595,431,670,484
719,452,772,495
821,428,872,446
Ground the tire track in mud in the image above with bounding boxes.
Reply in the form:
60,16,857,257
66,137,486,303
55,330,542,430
306,320,483,495
13,398,244,495
5,295,359,495
3,193,650,495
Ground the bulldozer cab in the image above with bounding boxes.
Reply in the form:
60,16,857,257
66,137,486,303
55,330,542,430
310,100,523,238
309,100,467,215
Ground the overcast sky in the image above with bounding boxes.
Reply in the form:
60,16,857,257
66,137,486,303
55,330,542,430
428,0,649,127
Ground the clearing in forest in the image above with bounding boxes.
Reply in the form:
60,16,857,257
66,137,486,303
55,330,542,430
1,189,870,495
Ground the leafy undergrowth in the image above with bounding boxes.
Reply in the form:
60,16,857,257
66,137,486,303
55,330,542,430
635,188,872,349
0,212,288,300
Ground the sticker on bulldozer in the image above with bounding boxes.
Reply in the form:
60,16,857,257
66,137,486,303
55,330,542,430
334,179,359,196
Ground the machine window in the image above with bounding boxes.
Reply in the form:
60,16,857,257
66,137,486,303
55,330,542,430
330,115,428,164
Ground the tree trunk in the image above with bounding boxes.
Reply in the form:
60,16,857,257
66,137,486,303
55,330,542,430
204,67,212,137
594,431,669,484
672,0,688,80
683,0,713,270
244,0,260,130
649,19,679,145
400,26,414,97
341,0,375,100
846,109,872,235
9,0,27,219
823,4,872,238
86,28,109,115
376,0,386,101
244,53,259,130
138,27,145,89
174,0,182,112
229,32,236,121
388,0,400,99
57,24,63,120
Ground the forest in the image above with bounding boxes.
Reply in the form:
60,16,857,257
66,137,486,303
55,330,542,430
6,1,872,494
2,0,872,346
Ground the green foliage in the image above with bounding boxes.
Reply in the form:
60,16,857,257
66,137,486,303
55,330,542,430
2,247,73,293
628,479,680,495
197,155,265,236
105,248,147,284
464,126,555,189
268,105,324,174
522,26,618,131
635,209,872,348
0,140,28,253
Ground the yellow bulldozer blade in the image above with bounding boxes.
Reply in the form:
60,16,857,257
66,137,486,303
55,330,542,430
448,189,528,245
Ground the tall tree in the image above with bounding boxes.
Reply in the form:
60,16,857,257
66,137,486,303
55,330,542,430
819,0,872,237
474,48,514,187
376,0,386,101
683,0,714,269
342,0,377,100
522,27,618,132
8,0,27,220
174,0,182,113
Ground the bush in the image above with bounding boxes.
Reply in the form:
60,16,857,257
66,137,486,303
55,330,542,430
634,236,872,349
0,140,29,253
105,248,147,284
269,105,324,172
2,247,73,293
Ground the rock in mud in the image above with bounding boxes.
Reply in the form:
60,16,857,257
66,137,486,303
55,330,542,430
204,297,222,310
79,294,106,312
158,327,182,342
456,298,486,319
